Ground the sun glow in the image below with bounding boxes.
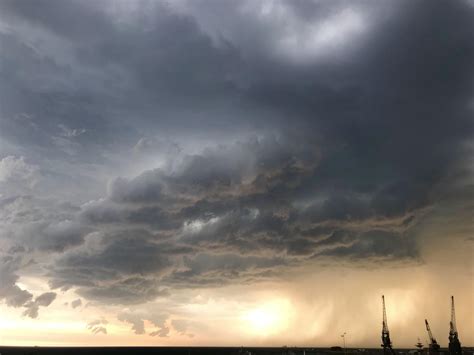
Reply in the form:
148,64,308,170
240,299,293,336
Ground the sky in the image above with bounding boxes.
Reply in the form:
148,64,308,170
0,0,473,348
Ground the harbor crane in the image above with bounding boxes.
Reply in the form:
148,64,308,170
449,296,463,355
381,295,396,355
425,319,440,355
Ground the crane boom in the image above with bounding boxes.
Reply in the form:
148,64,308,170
451,296,457,333
425,319,440,355
425,319,435,343
449,296,463,355
381,296,396,355
383,295,389,333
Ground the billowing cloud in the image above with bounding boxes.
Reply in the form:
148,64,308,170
0,195,86,252
23,291,57,318
0,156,39,197
0,0,472,345
0,254,33,308
118,312,146,335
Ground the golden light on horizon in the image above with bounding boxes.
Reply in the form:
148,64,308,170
240,299,293,337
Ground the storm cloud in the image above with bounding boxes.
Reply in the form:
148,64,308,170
0,0,472,343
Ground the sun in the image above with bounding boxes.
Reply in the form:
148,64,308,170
240,299,292,336
245,308,277,331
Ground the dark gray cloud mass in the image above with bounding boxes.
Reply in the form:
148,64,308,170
0,252,57,318
0,254,33,307
0,0,472,310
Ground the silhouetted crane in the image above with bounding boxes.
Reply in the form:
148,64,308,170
381,295,396,355
449,296,463,355
425,319,440,355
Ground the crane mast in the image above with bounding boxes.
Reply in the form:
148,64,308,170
425,319,440,355
381,296,396,355
449,296,463,355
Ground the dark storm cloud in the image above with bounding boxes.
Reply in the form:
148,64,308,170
0,0,115,41
0,0,473,310
0,253,57,318
49,229,175,304
45,131,427,301
0,254,33,307
0,0,245,152
164,253,288,288
311,229,419,261
0,195,87,252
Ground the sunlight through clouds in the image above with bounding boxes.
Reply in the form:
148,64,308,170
241,299,293,337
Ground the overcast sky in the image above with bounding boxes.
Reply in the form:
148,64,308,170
0,0,473,347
